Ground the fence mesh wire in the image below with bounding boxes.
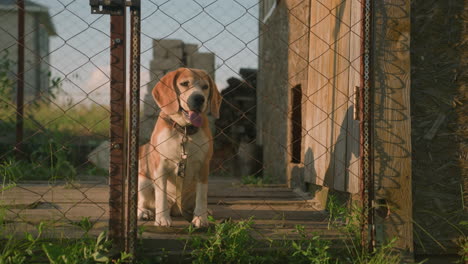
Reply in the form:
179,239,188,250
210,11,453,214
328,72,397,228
0,0,111,238
136,0,365,253
0,0,367,258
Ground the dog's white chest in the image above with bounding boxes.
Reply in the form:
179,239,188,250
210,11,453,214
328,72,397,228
155,128,210,164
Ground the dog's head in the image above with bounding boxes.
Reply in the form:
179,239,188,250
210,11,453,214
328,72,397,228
152,68,222,127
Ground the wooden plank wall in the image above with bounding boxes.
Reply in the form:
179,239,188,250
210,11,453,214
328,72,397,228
345,0,362,194
373,0,413,257
304,0,361,193
286,0,310,185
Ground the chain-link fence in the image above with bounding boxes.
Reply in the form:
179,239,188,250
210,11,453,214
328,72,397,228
136,0,371,258
0,0,112,240
0,0,372,261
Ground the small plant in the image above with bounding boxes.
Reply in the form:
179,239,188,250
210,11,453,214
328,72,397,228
182,205,418,264
0,219,45,264
455,220,468,264
290,225,335,264
0,139,77,182
70,217,94,235
42,216,132,264
0,50,13,110
241,174,272,186
456,236,468,264
31,139,77,182
185,218,338,264
186,217,263,264
0,213,131,264
325,195,410,264
0,158,24,184
41,230,132,264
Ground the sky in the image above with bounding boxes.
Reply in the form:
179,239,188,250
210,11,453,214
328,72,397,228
28,0,260,106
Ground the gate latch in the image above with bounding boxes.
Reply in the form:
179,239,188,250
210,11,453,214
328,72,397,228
90,0,140,15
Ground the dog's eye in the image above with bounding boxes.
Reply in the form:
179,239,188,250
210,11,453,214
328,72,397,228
180,81,189,87
202,85,209,90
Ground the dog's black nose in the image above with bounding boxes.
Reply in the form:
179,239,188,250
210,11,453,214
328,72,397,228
188,94,205,111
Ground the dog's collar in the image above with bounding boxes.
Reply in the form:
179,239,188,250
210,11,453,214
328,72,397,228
160,113,200,135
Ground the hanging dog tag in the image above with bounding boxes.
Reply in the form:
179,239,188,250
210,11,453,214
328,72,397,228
177,162,186,177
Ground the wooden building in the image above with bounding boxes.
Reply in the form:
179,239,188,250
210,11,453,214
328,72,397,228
257,0,362,193
257,0,417,258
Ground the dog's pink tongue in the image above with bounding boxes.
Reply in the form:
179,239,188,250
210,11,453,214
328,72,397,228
188,111,203,127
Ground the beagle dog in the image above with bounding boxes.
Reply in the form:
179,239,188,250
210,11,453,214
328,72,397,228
138,68,222,228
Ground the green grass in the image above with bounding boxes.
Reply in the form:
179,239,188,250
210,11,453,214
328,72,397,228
0,49,109,140
180,200,414,264
0,180,130,263
0,102,110,181
180,194,468,263
0,198,131,264
241,174,273,186
182,219,403,264
0,102,110,140
0,139,77,182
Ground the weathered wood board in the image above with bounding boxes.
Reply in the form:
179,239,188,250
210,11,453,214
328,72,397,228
0,178,337,244
373,0,413,256
304,0,362,193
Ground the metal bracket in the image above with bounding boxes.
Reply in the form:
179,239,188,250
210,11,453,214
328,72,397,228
90,0,140,15
353,86,360,121
90,0,124,15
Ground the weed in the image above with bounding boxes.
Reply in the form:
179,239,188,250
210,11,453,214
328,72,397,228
326,195,363,255
0,213,45,264
165,194,410,264
0,159,24,184
32,139,77,182
0,213,131,264
455,221,468,263
182,202,410,264
290,225,336,264
0,55,109,181
0,50,13,110
325,195,411,264
70,217,94,235
186,217,262,264
185,218,339,264
41,230,132,264
241,174,273,186
0,139,77,182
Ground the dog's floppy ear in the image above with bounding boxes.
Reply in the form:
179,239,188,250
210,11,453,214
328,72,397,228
207,75,222,119
152,69,180,115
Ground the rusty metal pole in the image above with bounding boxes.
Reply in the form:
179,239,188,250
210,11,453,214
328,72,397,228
109,7,126,252
126,2,140,257
15,0,24,159
360,0,374,252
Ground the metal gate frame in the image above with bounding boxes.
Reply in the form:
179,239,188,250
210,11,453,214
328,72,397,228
90,0,141,259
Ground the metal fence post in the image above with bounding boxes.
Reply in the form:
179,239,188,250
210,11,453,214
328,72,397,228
109,7,127,253
15,0,24,159
361,0,375,252
90,1,140,257
127,1,141,257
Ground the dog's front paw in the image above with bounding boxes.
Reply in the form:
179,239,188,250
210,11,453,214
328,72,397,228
191,215,209,228
155,214,172,227
138,209,155,221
